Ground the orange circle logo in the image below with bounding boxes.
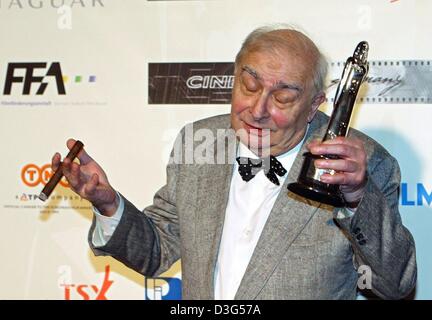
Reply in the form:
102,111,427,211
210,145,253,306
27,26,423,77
21,164,69,188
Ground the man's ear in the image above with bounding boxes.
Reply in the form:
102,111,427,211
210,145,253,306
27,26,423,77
307,92,326,123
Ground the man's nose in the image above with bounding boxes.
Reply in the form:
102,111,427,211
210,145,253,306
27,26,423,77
250,93,270,121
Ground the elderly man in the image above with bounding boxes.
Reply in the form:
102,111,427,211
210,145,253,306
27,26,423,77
52,26,416,299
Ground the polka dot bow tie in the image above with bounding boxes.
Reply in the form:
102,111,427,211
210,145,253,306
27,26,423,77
236,155,287,186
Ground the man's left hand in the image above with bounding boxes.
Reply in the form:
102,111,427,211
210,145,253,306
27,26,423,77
307,137,367,207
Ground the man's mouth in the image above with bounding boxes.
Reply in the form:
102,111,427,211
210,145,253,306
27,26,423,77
243,122,270,137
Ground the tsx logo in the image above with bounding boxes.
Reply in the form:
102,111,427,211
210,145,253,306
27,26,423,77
59,265,113,300
144,276,182,300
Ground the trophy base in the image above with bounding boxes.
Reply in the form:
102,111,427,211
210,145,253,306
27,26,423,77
288,152,346,207
287,182,345,207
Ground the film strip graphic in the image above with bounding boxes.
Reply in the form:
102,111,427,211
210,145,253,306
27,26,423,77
328,60,432,104
149,63,234,104
148,60,432,105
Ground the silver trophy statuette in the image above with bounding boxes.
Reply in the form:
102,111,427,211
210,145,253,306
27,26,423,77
287,41,369,207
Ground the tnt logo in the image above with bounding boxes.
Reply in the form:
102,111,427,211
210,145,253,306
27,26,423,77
59,265,114,300
21,164,69,188
3,62,66,95
144,277,182,300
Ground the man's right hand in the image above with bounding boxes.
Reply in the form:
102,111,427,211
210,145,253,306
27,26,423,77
52,138,118,217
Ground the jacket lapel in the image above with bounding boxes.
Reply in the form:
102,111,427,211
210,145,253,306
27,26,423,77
194,127,237,299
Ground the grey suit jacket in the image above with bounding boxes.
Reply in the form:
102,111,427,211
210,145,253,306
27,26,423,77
89,111,417,300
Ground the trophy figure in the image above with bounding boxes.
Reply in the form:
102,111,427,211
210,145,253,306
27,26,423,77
287,41,369,207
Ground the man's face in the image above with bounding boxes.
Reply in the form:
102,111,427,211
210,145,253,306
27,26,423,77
231,49,321,156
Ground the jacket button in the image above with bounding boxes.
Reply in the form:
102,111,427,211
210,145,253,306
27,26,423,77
353,227,361,235
359,239,367,245
356,233,364,240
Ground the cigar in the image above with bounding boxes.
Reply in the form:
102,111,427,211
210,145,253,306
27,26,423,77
39,140,84,201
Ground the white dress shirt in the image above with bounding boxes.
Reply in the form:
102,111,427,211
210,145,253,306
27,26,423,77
213,140,303,300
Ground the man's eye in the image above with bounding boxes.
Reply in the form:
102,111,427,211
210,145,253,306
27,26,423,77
244,83,258,92
273,91,297,104
274,95,289,104
242,78,258,92
241,73,259,93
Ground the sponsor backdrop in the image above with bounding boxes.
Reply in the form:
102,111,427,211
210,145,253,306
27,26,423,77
0,0,431,299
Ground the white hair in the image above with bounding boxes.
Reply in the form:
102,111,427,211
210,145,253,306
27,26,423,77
235,24,328,95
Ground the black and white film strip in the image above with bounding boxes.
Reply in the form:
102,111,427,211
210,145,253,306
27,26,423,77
148,60,432,104
327,60,432,104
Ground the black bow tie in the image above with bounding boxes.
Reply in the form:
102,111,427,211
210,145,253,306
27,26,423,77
236,155,287,186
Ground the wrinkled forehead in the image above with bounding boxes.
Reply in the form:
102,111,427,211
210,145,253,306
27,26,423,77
237,47,316,90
